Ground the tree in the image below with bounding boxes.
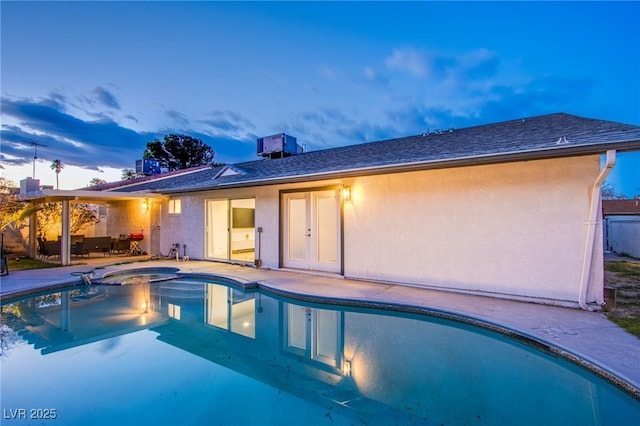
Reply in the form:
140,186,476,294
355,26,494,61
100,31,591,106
88,178,107,186
36,202,100,239
50,159,64,189
602,182,626,200
1,179,39,259
143,134,215,171
0,178,39,233
121,169,137,180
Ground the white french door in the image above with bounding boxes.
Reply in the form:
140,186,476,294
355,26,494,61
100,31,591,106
283,190,341,273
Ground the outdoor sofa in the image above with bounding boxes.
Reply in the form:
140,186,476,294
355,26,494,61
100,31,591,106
72,236,112,257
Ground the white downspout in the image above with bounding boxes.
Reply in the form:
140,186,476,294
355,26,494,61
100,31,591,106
578,150,616,311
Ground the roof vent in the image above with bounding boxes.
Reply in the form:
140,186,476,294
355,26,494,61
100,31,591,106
257,133,303,159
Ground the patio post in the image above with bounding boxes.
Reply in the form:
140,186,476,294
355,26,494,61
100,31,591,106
28,213,37,258
61,199,71,265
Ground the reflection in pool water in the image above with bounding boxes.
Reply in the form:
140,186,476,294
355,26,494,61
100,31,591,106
1,277,639,425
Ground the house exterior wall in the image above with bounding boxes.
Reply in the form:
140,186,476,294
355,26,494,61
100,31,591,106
106,200,150,253
159,194,205,258
342,155,603,306
158,155,604,307
158,186,284,263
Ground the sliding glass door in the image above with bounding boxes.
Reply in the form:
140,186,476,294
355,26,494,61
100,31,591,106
206,198,255,262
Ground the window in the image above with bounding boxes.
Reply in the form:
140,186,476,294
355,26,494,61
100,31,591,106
168,199,182,215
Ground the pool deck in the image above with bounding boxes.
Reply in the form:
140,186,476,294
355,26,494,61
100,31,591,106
2,254,639,394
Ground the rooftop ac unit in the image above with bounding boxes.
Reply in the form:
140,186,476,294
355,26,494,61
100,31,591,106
257,133,303,159
136,159,161,176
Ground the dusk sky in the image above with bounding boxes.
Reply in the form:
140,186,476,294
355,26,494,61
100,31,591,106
1,1,639,195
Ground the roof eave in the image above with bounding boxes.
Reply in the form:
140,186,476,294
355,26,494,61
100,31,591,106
18,189,167,203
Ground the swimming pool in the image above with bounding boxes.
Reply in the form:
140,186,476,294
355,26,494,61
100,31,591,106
1,274,639,425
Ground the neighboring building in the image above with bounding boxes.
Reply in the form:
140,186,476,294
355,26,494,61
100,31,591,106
26,113,640,309
603,199,640,258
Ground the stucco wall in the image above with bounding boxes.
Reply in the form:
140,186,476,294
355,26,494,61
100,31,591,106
343,156,602,305
153,155,603,306
106,200,150,253
157,186,284,263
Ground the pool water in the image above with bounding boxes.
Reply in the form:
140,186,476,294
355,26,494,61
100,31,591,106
1,277,639,425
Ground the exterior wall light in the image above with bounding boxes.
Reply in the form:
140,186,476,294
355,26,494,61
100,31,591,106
342,359,352,377
141,200,148,212
342,186,351,201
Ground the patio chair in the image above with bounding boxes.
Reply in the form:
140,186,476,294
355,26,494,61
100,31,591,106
37,237,49,258
72,241,89,257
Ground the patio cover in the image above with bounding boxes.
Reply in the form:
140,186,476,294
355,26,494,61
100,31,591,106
19,188,165,265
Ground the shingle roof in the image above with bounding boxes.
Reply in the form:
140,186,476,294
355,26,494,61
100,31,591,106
80,165,211,191
110,113,640,194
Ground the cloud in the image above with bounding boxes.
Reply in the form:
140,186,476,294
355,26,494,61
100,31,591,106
287,108,399,149
1,95,152,170
166,109,190,125
317,65,342,80
376,72,596,136
45,91,67,110
385,47,431,78
124,114,139,123
286,108,355,148
92,86,121,109
426,48,500,82
362,66,390,86
458,48,500,79
380,46,502,86
1,94,261,173
199,110,255,140
0,125,46,167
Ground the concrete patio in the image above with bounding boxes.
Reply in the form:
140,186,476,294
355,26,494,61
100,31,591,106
1,254,639,397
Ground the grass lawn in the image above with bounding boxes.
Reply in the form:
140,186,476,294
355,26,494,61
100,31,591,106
6,257,62,271
604,260,640,337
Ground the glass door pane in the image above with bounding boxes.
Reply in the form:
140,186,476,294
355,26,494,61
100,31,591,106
230,199,255,262
207,200,228,259
288,197,308,261
315,193,338,264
